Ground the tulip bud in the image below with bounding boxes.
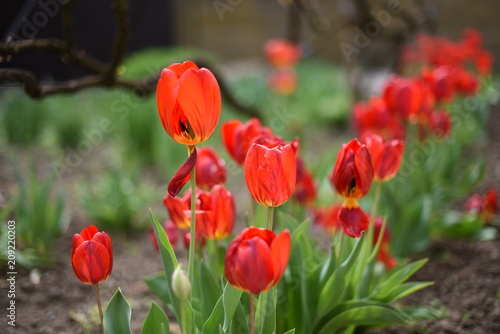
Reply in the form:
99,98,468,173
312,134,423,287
172,265,191,299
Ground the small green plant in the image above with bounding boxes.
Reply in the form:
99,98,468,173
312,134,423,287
6,166,68,266
0,89,46,146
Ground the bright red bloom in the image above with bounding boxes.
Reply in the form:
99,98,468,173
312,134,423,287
313,204,342,234
267,69,298,95
196,185,236,240
330,139,374,238
455,68,479,96
183,230,207,250
195,147,227,190
264,39,301,68
156,60,221,146
373,217,396,269
429,110,452,139
362,133,404,182
221,118,273,166
475,50,493,76
422,66,456,102
244,138,297,207
225,227,290,295
163,190,192,229
71,225,112,285
293,157,317,206
150,221,180,251
383,75,422,119
330,139,373,199
352,97,405,140
483,187,498,223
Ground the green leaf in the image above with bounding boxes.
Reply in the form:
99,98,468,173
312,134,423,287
141,302,170,334
199,261,222,323
202,294,224,333
317,304,412,334
223,283,244,331
82,325,90,334
380,282,434,303
283,329,296,334
104,288,132,334
150,210,195,333
144,273,171,305
370,259,428,302
317,237,364,316
255,288,277,334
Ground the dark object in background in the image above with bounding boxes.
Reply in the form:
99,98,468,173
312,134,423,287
0,0,177,81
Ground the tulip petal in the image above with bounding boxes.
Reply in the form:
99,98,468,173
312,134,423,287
270,230,291,287
231,237,274,294
72,240,112,285
168,149,198,197
157,69,181,136
338,205,370,238
80,225,98,240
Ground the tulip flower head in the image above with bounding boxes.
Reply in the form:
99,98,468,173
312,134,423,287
225,227,291,295
156,61,221,146
71,225,113,285
195,147,227,190
330,139,374,238
196,185,236,240
293,156,317,206
150,220,180,251
221,118,273,166
362,133,404,182
264,39,302,69
244,137,297,207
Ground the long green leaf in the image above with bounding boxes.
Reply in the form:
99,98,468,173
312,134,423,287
223,283,243,331
199,261,222,323
318,304,412,334
255,288,277,334
317,237,364,315
150,209,195,333
370,258,428,301
141,302,170,334
103,288,132,334
381,281,434,303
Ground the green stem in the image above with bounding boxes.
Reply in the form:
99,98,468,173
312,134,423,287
267,206,275,230
249,293,255,334
336,232,346,263
95,284,104,334
180,298,187,334
188,146,196,297
213,239,219,276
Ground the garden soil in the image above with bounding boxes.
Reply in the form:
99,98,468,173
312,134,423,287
1,105,500,334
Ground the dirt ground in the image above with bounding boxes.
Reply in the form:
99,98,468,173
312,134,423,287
1,103,500,334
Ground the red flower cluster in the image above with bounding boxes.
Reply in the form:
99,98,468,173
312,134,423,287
353,29,492,143
465,187,498,224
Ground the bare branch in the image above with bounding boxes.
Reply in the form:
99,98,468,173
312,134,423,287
104,0,131,84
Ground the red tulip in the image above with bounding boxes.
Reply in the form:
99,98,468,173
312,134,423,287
195,147,227,190
362,132,404,182
373,217,396,269
330,139,373,199
475,50,493,76
222,118,273,166
196,185,236,240
383,75,422,119
150,221,180,251
244,138,297,207
352,97,405,140
293,157,317,206
71,225,113,285
422,66,456,102
183,230,207,250
264,39,301,68
156,60,221,146
164,190,192,229
225,227,290,295
483,187,498,223
267,69,298,95
429,110,452,139
455,68,479,96
330,139,374,238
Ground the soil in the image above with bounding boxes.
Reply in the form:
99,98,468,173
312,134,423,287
1,104,499,334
